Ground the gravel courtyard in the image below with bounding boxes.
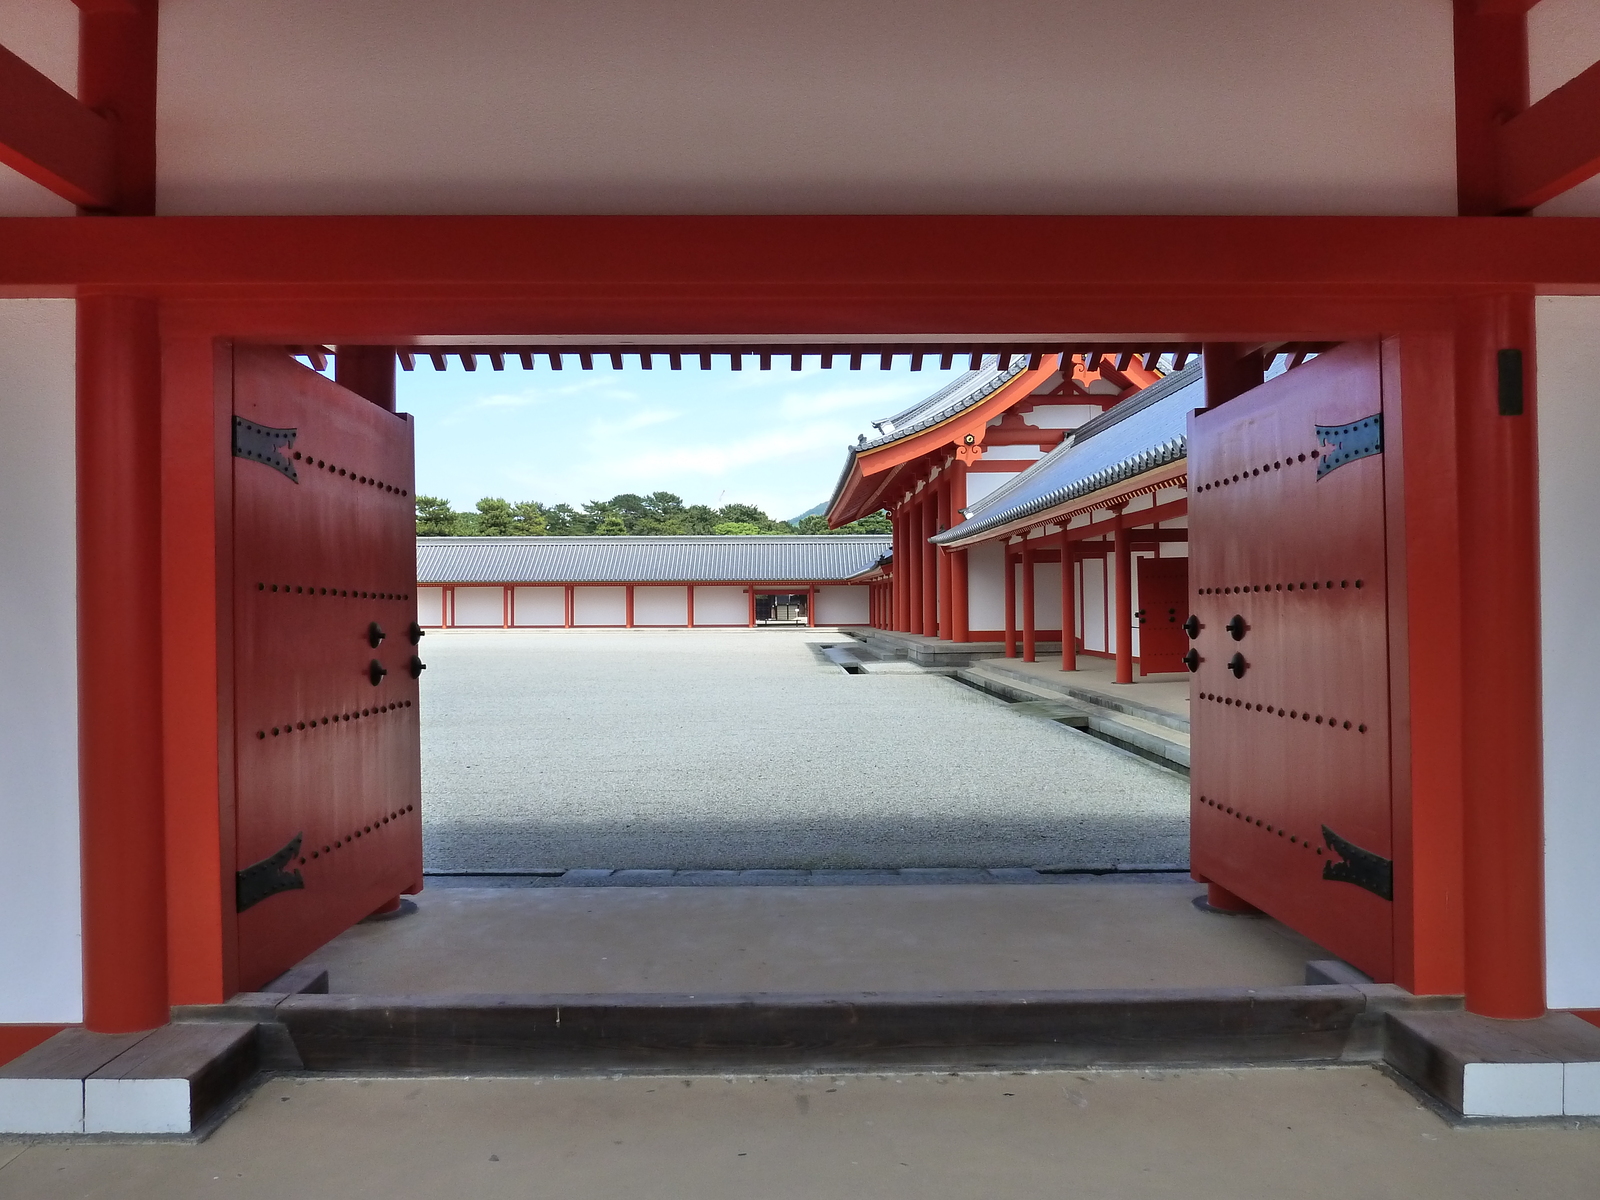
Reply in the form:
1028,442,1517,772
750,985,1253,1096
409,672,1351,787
419,628,1189,872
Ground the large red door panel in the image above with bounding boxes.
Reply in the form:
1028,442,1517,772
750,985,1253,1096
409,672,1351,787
232,346,422,991
1136,556,1190,675
1188,342,1393,979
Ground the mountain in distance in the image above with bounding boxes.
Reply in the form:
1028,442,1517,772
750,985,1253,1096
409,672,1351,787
787,501,828,525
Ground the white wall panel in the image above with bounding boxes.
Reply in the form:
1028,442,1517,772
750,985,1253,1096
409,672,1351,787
155,1,1453,217
692,585,747,625
1537,296,1600,1008
416,586,445,627
573,585,626,626
0,299,81,1022
513,585,565,626
633,585,688,625
1082,556,1107,653
966,541,1005,633
1032,561,1062,633
814,585,868,625
452,585,504,627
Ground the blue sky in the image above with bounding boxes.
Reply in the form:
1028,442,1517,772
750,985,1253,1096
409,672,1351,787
395,358,972,521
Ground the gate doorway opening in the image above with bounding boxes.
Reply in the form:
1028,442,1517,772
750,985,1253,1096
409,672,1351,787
755,591,809,624
223,335,1407,1004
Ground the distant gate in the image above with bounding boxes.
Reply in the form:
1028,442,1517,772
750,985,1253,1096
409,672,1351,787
1135,557,1190,675
1188,343,1393,979
232,347,423,990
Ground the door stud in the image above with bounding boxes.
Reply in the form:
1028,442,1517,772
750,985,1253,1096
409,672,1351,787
368,659,388,686
368,622,386,648
1226,614,1248,641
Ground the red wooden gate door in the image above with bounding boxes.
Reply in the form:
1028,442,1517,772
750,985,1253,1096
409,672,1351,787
232,347,423,990
1135,557,1190,674
1187,342,1393,980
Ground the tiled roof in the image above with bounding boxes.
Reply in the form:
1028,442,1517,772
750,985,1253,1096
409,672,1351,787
826,354,1034,519
417,535,893,584
933,363,1203,545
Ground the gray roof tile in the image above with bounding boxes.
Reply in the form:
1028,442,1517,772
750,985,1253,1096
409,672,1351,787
933,363,1203,545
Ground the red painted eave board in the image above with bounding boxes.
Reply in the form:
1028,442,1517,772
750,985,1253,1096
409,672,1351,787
4,215,1600,296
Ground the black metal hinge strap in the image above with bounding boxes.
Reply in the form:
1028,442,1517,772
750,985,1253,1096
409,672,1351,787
1320,825,1393,901
1314,414,1382,478
237,832,306,911
232,416,300,482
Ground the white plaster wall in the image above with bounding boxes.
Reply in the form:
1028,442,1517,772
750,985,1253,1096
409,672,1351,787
964,474,1014,509
1082,556,1107,652
1536,296,1600,1008
692,585,748,625
144,1,1453,217
966,541,1006,633
452,586,504,627
1031,560,1063,632
573,586,627,626
513,586,565,626
0,300,82,1023
633,585,688,625
416,586,445,627
814,585,869,626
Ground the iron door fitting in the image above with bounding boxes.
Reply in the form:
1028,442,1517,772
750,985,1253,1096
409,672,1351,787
1228,652,1247,678
368,659,388,686
1227,614,1248,641
1183,615,1202,639
368,622,386,648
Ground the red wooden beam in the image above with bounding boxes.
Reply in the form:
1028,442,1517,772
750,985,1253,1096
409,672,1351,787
1453,0,1528,215
1496,58,1600,212
78,0,159,215
5,215,1600,296
0,42,114,208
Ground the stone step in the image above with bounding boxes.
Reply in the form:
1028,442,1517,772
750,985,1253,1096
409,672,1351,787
1384,1009,1600,1118
254,982,1446,1075
955,665,1190,772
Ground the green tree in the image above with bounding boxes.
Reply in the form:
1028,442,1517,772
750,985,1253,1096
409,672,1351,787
838,511,891,534
415,495,460,535
596,513,628,535
713,521,763,535
512,501,549,535
543,503,578,534
475,497,518,536
793,514,830,534
681,504,718,534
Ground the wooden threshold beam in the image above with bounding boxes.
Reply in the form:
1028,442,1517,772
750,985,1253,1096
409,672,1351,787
0,42,114,208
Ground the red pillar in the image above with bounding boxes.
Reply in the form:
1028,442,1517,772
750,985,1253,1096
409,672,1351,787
894,507,909,631
936,477,954,640
686,586,696,628
748,585,756,627
1003,548,1018,658
1458,294,1544,1017
921,494,938,637
625,584,635,628
1021,538,1037,662
949,460,970,642
79,295,168,1032
915,499,928,633
564,584,574,628
807,585,816,627
953,550,970,643
1113,519,1133,684
1060,530,1077,671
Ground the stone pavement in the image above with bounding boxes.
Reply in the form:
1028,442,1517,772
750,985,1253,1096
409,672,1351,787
419,627,1189,872
4,1068,1596,1199
303,880,1329,995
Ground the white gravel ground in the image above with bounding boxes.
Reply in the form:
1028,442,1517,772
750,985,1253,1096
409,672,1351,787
420,628,1189,871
